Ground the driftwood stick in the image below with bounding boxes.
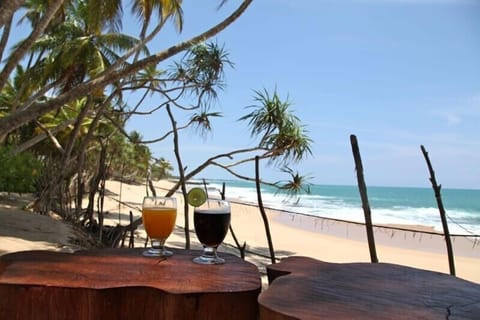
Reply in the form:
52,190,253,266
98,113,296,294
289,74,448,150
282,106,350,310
229,225,246,259
219,182,247,259
129,210,135,248
350,135,378,263
421,145,455,276
147,175,157,197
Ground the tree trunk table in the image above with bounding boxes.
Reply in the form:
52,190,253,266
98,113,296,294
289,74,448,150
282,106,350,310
0,248,261,320
259,256,480,320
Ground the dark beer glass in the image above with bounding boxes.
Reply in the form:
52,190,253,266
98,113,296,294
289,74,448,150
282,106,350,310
193,199,231,264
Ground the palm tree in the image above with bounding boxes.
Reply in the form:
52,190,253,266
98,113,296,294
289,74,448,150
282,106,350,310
131,0,183,41
12,0,151,216
151,157,173,180
0,0,65,92
0,0,253,138
0,66,36,145
24,4,145,94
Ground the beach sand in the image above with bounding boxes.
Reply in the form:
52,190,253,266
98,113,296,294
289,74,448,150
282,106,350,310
99,179,480,284
1,179,479,285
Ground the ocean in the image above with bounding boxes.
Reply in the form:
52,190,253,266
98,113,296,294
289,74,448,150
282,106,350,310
204,179,480,236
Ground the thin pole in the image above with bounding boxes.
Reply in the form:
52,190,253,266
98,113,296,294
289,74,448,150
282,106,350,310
350,134,378,263
421,145,455,276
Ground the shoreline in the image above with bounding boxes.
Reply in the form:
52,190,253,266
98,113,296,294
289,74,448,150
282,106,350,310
153,180,480,257
155,182,480,283
1,179,479,285
102,179,480,283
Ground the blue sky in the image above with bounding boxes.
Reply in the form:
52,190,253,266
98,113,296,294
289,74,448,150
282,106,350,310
7,1,477,189
126,0,479,189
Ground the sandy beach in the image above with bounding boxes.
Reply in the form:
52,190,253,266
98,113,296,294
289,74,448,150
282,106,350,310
1,179,479,285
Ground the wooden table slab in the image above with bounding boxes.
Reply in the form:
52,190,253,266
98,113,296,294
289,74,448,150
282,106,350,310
0,248,261,320
259,256,480,320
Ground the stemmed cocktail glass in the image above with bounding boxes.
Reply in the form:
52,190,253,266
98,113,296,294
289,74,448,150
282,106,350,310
193,199,231,265
141,196,177,257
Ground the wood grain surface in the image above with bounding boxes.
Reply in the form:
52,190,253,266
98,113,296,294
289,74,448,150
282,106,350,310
259,256,480,320
0,248,261,320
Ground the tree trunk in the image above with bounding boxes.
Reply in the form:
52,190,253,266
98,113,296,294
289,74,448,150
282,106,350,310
166,104,190,249
0,14,13,63
0,0,253,137
0,0,24,28
255,156,276,264
86,143,107,231
0,0,63,90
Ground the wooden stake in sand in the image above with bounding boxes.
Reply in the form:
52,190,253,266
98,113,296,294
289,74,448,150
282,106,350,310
350,134,378,263
421,145,455,276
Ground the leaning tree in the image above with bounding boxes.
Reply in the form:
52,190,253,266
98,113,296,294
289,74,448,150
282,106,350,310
0,1,253,218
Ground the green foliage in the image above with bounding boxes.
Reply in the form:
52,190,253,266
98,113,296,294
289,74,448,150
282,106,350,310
105,131,153,183
275,167,312,198
150,157,173,180
172,42,233,100
239,88,313,165
0,147,43,193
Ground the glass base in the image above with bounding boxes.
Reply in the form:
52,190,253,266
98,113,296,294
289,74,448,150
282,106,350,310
193,247,225,265
142,248,173,257
193,255,225,265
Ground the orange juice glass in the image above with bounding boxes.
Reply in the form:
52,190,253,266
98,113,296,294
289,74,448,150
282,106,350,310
142,196,177,257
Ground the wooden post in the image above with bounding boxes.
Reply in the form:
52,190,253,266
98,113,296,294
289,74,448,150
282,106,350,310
421,145,455,276
350,134,378,263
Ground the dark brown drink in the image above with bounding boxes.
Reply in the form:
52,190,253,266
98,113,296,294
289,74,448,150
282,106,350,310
192,199,231,265
194,210,231,247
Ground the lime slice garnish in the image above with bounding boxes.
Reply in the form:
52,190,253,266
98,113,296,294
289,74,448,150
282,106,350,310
187,187,207,207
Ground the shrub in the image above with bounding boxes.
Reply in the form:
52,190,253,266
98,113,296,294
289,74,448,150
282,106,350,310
0,146,43,193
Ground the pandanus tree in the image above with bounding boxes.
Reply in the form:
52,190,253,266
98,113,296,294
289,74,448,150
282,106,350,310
111,38,313,250
129,52,313,249
0,1,313,254
164,88,313,192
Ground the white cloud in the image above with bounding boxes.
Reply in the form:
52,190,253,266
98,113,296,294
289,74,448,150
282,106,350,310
429,93,480,127
446,113,461,126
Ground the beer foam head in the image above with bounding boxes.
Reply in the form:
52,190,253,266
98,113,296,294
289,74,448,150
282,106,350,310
194,200,230,214
194,207,230,214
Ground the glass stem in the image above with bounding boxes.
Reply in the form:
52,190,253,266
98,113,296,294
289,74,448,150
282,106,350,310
202,246,218,259
151,238,165,250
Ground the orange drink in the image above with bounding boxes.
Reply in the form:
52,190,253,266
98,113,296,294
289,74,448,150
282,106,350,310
142,207,177,239
141,196,177,257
